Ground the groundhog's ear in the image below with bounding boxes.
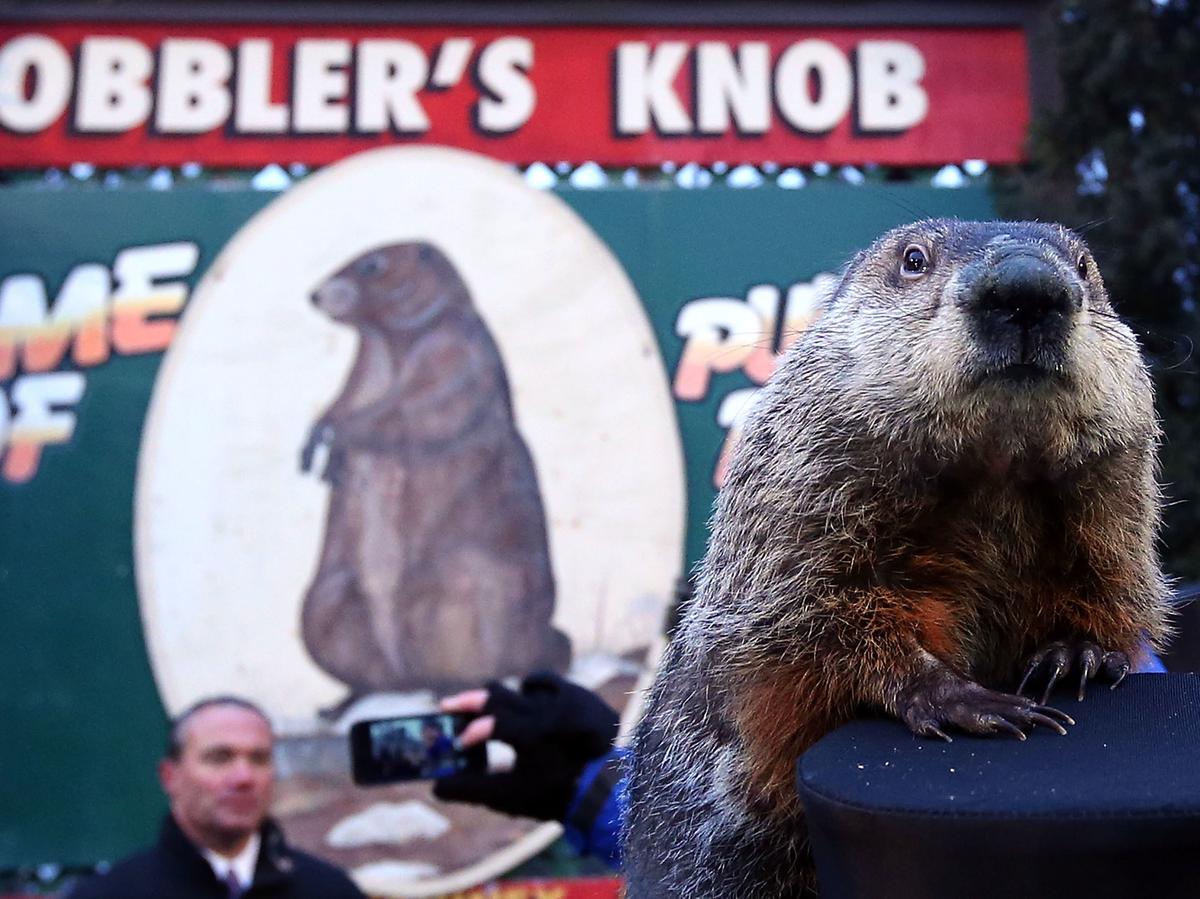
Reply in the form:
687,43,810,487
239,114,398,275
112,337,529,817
830,252,867,305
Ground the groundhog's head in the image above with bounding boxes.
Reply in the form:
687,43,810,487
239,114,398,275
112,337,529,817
311,242,470,330
806,219,1154,460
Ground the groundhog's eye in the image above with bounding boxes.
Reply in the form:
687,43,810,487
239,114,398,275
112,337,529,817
901,245,930,278
1076,253,1089,279
358,255,385,277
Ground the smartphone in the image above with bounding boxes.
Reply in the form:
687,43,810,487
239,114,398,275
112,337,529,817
349,712,486,786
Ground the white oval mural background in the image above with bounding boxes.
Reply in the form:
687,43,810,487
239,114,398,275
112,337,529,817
136,145,685,718
134,146,685,894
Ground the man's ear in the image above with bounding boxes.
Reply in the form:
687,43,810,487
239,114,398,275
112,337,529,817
159,758,177,796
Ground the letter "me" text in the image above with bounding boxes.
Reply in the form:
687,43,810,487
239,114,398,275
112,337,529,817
0,242,198,483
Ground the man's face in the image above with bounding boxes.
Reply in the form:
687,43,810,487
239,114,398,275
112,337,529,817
159,704,275,854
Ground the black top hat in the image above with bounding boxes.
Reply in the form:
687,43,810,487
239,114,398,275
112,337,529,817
797,673,1200,899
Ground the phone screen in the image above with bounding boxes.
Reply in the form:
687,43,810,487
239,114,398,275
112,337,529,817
349,712,485,785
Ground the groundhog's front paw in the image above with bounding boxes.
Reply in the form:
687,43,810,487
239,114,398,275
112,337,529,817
321,447,346,485
300,423,334,473
897,667,1074,743
1018,640,1131,704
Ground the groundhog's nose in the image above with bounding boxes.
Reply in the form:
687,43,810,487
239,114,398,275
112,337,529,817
976,255,1078,328
312,278,359,317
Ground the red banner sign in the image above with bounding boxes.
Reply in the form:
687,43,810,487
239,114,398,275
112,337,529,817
0,22,1029,167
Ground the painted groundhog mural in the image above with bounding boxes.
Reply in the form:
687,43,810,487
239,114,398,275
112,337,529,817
299,241,571,698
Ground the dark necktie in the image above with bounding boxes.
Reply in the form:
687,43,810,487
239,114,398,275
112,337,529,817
224,869,244,899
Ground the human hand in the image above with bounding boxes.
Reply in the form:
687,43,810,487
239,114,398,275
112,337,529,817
432,671,619,821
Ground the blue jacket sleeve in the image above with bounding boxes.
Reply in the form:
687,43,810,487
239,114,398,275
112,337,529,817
1133,633,1167,673
562,747,627,868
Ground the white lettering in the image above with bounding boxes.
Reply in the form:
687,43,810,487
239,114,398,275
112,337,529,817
11,371,86,442
775,39,852,133
696,42,770,135
474,37,535,134
75,36,153,132
429,38,474,88
0,35,72,132
156,38,232,133
615,41,691,135
0,266,109,332
112,242,198,311
856,40,928,131
356,40,430,133
292,39,351,133
234,39,288,133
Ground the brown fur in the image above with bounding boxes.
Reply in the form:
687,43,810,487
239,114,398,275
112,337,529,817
625,220,1172,897
299,242,570,698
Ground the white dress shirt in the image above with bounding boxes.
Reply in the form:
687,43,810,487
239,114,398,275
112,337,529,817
202,831,260,892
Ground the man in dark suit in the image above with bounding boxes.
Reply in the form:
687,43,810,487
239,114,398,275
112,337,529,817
67,696,365,899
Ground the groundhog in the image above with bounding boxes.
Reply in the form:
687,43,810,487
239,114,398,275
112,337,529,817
299,241,571,699
624,220,1172,897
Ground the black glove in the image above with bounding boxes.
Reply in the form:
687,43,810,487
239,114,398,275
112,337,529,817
433,670,619,821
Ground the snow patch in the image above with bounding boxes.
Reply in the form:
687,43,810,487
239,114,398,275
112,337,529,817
327,801,451,848
352,859,441,891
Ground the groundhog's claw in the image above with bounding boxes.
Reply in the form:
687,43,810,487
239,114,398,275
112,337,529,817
899,667,1074,742
300,423,338,475
915,722,954,743
1018,640,1131,702
1104,651,1131,690
976,714,1027,741
1028,706,1075,733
